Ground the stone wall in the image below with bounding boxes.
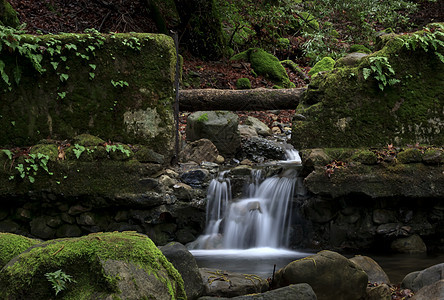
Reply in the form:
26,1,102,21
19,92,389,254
0,31,176,158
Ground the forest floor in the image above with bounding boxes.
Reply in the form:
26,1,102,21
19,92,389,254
7,0,443,136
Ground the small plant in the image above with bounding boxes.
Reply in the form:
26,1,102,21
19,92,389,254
197,113,209,122
105,144,131,157
45,269,76,296
111,80,129,88
363,56,400,90
398,24,444,63
73,144,86,159
14,153,52,183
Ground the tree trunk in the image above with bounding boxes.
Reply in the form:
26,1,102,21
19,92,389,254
179,87,306,111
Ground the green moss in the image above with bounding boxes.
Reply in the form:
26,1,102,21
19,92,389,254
397,148,424,164
323,148,356,162
72,134,105,146
0,233,40,269
350,149,378,165
308,57,335,76
0,232,185,299
133,145,165,164
236,77,251,89
231,48,295,88
349,44,371,54
292,25,444,149
29,144,59,161
423,149,444,164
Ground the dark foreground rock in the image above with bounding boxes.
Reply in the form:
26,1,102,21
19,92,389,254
198,283,317,300
350,255,390,284
402,263,444,292
0,232,186,299
160,242,204,300
274,250,368,300
411,280,444,300
199,268,268,298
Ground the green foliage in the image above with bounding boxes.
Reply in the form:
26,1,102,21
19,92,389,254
105,144,131,157
12,153,52,183
111,79,129,88
45,269,76,295
349,44,371,54
397,23,444,63
73,144,86,159
362,56,400,90
197,113,209,122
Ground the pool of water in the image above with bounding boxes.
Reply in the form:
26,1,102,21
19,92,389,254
191,248,444,284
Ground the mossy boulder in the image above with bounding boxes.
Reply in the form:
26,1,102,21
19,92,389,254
231,48,295,88
0,233,40,269
29,144,59,161
397,148,423,164
349,44,372,54
350,149,378,165
0,232,186,299
0,31,176,161
292,24,444,149
236,77,251,89
0,0,20,28
308,57,335,76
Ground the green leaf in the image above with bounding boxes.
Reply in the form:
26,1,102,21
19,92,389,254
362,68,371,80
89,64,96,70
51,61,59,70
435,52,444,64
13,64,21,85
59,73,69,82
89,72,95,79
61,56,67,62
28,176,35,183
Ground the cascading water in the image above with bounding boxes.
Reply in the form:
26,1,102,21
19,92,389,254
192,149,303,250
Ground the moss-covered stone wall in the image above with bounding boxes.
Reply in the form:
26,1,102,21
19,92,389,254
292,24,444,149
0,31,176,159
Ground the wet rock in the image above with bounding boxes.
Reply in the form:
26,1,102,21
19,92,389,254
274,250,368,300
411,279,444,300
180,169,210,188
402,263,444,292
186,111,241,156
76,212,97,226
180,138,219,164
239,125,259,139
56,224,82,238
200,268,268,298
198,283,317,300
113,192,166,208
172,183,193,201
160,242,204,300
241,136,286,162
366,283,391,300
244,116,272,137
30,216,55,239
68,204,91,216
376,223,408,237
350,255,390,284
372,209,397,224
231,165,253,176
302,197,339,223
159,175,176,188
391,234,427,254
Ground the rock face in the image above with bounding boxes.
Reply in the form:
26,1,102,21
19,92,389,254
0,232,186,299
0,32,177,158
274,250,368,300
350,255,390,284
391,234,427,254
411,280,444,300
186,111,241,156
160,242,204,300
200,268,268,298
402,263,444,292
292,24,444,148
199,283,317,300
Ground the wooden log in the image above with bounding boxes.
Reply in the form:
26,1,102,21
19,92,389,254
179,87,306,111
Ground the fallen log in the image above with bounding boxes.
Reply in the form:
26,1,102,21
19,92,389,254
179,87,306,111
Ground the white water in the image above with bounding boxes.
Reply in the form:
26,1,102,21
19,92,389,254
191,149,302,250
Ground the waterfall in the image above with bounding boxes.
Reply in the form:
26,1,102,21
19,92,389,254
192,150,302,250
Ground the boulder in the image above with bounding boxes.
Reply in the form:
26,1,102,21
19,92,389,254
411,279,444,300
391,234,427,254
160,242,204,300
350,255,390,284
180,169,210,188
334,52,368,68
198,283,317,300
292,25,444,149
239,125,259,139
274,250,368,300
186,111,241,156
180,138,219,164
0,232,186,299
241,136,286,162
200,268,268,298
402,263,444,292
366,284,391,300
244,116,272,137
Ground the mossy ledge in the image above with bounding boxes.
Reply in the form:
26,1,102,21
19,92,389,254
292,24,444,149
0,31,176,160
0,231,186,299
